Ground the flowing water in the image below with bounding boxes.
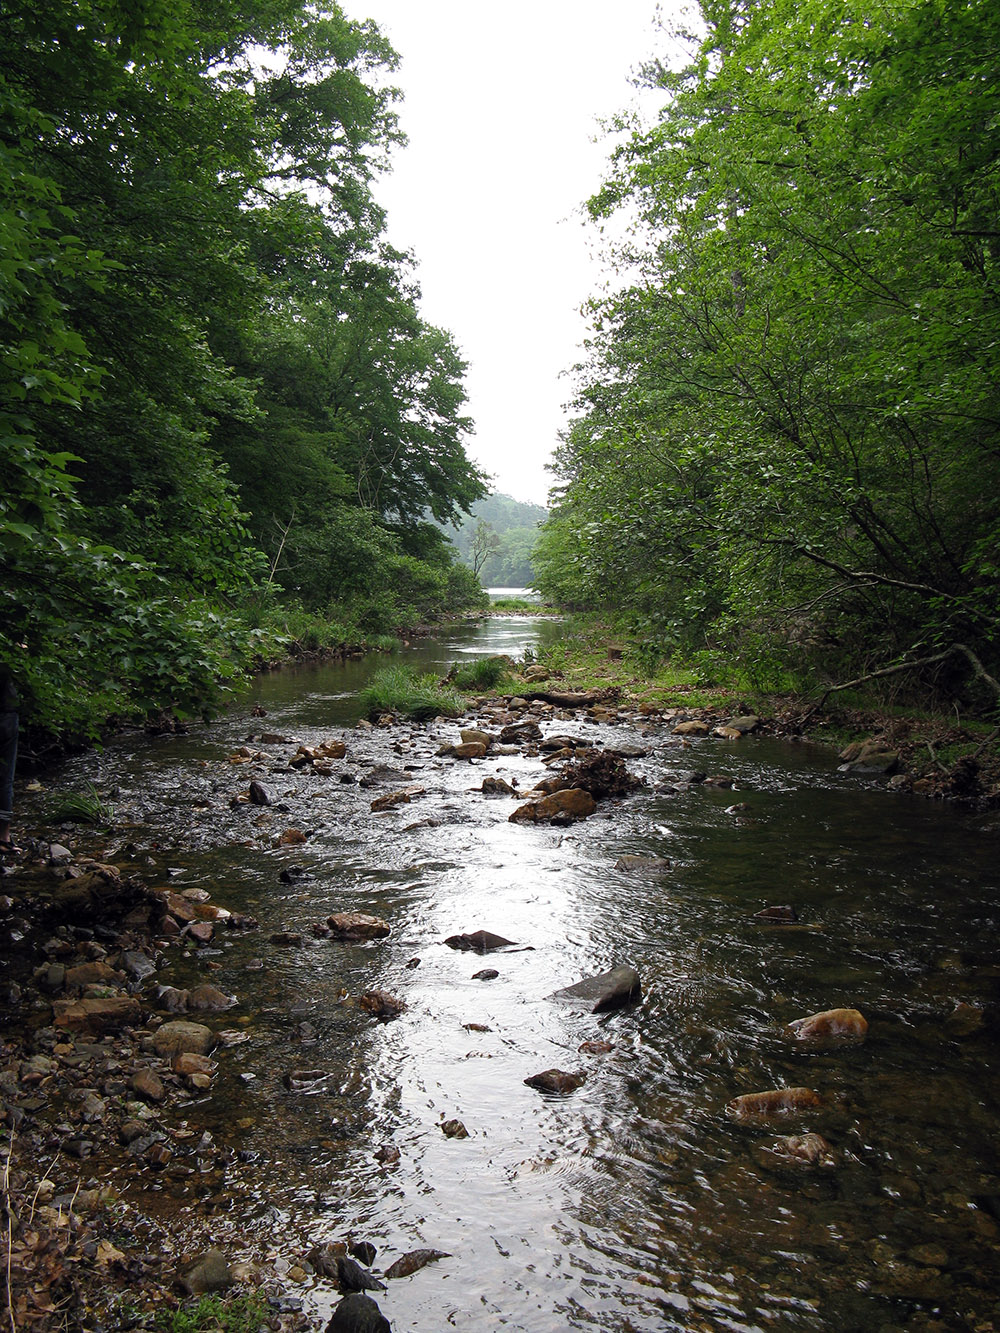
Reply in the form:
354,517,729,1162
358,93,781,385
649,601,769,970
42,616,1000,1332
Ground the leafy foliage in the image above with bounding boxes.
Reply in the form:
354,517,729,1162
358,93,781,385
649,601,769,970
1,0,485,740
535,0,1000,707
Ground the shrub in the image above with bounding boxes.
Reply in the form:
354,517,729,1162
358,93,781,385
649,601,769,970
450,656,512,691
359,665,463,720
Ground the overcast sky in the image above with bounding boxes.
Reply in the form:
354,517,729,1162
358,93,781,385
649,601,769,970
341,1,676,508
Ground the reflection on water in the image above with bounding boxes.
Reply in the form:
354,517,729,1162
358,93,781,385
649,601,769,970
45,617,1000,1331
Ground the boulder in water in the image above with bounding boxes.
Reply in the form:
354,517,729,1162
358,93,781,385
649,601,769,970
549,965,642,1013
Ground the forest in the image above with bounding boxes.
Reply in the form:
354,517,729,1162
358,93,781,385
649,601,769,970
2,0,487,742
448,494,548,588
533,0,1000,711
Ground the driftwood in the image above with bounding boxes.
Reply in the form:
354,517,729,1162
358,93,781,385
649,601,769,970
520,689,606,708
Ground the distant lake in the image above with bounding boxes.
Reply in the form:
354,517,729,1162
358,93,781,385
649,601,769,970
486,586,540,601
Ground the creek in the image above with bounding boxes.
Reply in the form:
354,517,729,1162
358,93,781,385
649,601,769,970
41,614,1000,1332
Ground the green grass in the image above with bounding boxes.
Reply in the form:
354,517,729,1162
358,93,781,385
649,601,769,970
47,783,115,826
154,1294,268,1333
360,664,463,720
489,597,552,612
450,655,513,691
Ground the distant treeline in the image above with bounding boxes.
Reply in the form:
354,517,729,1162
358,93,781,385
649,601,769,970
447,495,548,587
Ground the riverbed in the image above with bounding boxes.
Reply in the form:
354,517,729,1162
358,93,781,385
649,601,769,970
30,615,1000,1332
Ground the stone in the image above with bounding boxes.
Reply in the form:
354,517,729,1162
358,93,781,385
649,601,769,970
727,715,761,734
335,1256,385,1293
472,968,499,980
524,1068,587,1095
481,777,515,796
460,729,493,747
325,1294,391,1333
499,721,543,744
279,828,307,845
614,855,671,873
370,790,412,812
444,929,517,953
248,780,271,806
785,1007,868,1045
186,983,234,1011
440,1118,469,1139
327,912,391,941
672,720,710,736
945,1001,984,1036
438,742,487,760
550,965,642,1013
131,1069,166,1103
64,961,122,990
509,788,596,824
768,1133,836,1168
269,931,304,947
384,1249,450,1279
359,990,406,1019
51,996,141,1035
187,921,215,944
726,1087,822,1121
754,905,798,922
153,1020,217,1058
349,1241,377,1267
560,750,642,799
180,1248,233,1295
171,1051,215,1076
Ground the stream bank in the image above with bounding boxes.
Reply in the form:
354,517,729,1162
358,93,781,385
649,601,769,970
3,613,1000,1333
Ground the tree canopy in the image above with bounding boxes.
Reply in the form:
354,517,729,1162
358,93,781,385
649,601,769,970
2,0,486,738
534,0,1000,706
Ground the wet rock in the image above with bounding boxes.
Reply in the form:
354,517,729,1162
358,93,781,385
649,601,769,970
438,742,487,760
279,828,308,845
578,1039,614,1055
358,765,407,788
307,1243,347,1279
284,1069,331,1092
560,750,642,799
131,1068,166,1103
186,983,235,1012
153,1020,217,1058
524,1068,587,1095
472,968,499,981
726,1087,822,1121
785,1007,868,1045
672,720,710,737
359,991,406,1020
370,789,414,812
509,788,596,824
269,931,304,947
757,1132,836,1170
335,1256,385,1293
945,1001,984,1037
444,929,517,953
499,721,543,744
440,1118,469,1139
838,741,900,775
550,965,642,1013
187,920,216,944
384,1248,450,1279
64,961,123,990
327,912,391,941
754,905,798,922
614,854,671,873
121,949,157,982
523,689,603,708
349,1240,377,1267
481,776,515,796
172,1051,215,1078
463,1022,491,1032
325,1293,391,1333
460,729,494,747
51,996,141,1035
374,1144,400,1164
179,1248,234,1295
540,735,590,753
248,780,272,807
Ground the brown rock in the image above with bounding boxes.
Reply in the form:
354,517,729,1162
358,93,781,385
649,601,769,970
672,720,710,736
359,990,406,1019
51,996,141,1035
509,788,596,824
279,828,307,845
171,1052,215,1076
64,961,122,990
153,1020,217,1058
785,1007,868,1045
180,1248,234,1295
444,930,517,953
440,1119,469,1139
187,921,215,944
481,777,515,796
186,983,234,1012
726,1087,822,1121
460,729,493,747
524,1068,587,1095
327,912,391,941
370,790,412,812
384,1249,451,1279
131,1068,166,1103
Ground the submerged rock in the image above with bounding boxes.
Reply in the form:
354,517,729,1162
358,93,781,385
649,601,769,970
153,1020,217,1058
359,990,406,1020
785,1007,868,1045
549,965,642,1013
614,854,671,873
440,1118,469,1139
444,929,517,953
726,1086,822,1121
179,1248,233,1295
756,1132,837,1171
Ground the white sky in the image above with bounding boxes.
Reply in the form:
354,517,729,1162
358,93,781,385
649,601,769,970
342,0,676,508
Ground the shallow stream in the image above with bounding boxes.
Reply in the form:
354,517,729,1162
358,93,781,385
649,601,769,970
42,616,1000,1332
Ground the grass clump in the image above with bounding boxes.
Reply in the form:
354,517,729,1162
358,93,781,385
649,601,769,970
360,664,463,721
154,1294,268,1333
450,655,513,692
48,783,116,827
